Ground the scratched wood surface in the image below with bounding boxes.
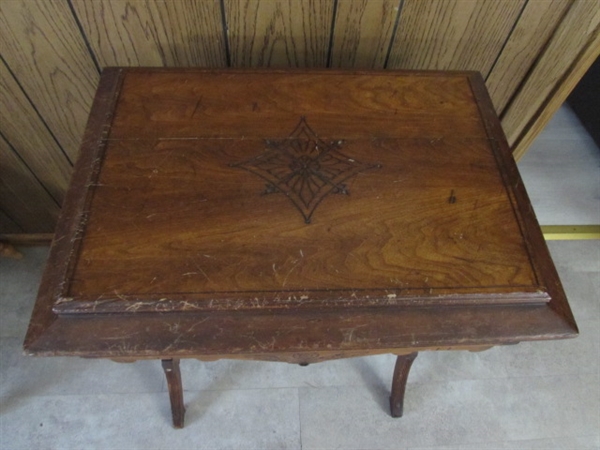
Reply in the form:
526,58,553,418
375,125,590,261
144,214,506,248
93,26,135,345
0,134,59,233
67,135,536,302
485,0,572,114
49,69,546,316
0,59,72,205
501,0,600,148
387,0,525,76
26,302,577,359
224,0,334,67
71,0,227,67
329,0,400,68
0,0,99,160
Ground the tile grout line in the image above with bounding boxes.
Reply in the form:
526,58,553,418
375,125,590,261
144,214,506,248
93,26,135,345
298,387,303,450
404,433,600,450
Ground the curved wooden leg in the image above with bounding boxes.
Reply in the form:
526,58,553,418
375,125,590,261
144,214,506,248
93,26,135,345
389,352,418,418
162,359,185,428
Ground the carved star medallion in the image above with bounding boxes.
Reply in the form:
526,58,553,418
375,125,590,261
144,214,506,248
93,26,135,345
231,117,381,223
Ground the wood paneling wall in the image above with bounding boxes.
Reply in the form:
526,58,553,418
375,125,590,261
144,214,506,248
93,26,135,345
1,0,598,234
71,0,227,67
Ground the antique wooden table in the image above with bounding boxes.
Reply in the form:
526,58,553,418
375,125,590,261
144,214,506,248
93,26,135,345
25,68,578,428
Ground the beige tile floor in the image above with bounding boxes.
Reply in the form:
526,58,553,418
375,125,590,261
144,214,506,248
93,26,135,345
518,105,600,226
1,105,599,449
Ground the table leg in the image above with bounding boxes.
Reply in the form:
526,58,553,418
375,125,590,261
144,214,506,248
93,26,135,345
161,359,185,428
389,352,418,418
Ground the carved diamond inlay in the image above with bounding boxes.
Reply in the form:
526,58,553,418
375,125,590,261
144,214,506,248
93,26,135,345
231,117,381,223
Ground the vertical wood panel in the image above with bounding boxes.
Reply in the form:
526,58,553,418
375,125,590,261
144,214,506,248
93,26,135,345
0,0,99,160
0,60,72,205
0,134,59,233
387,0,525,76
330,0,400,68
224,0,334,67
502,0,600,149
0,210,23,234
71,0,227,67
511,28,600,160
486,0,572,114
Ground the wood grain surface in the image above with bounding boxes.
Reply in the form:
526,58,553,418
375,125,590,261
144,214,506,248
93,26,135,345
108,70,487,140
502,0,600,148
0,0,99,160
0,134,59,233
329,0,400,68
387,0,525,76
66,136,537,302
72,0,227,67
485,0,572,114
47,70,548,316
224,0,334,67
0,59,72,205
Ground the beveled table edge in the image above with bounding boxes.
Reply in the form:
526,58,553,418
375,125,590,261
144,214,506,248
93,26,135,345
23,68,125,351
466,72,577,334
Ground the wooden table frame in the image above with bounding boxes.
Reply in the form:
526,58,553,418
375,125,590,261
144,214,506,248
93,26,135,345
158,352,421,429
24,68,578,429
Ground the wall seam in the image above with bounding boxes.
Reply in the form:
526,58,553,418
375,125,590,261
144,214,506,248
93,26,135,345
219,0,232,67
485,0,530,82
0,208,25,232
0,129,61,207
67,0,102,74
384,0,405,69
326,0,339,68
0,55,74,167
499,0,576,120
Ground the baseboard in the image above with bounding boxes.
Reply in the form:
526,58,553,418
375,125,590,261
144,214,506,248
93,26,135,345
0,233,54,245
